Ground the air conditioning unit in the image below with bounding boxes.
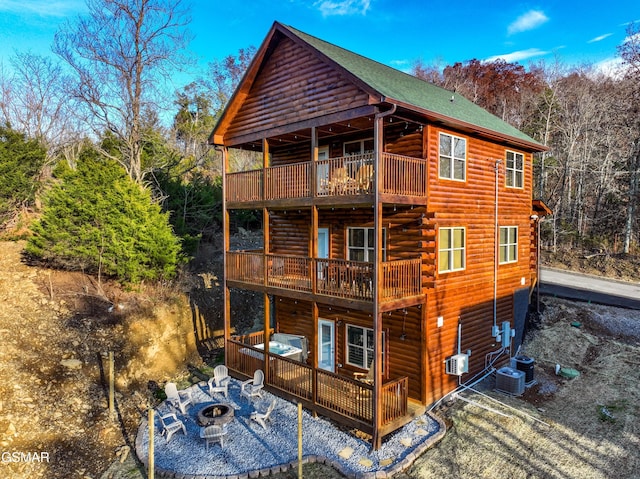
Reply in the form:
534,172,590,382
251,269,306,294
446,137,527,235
495,366,525,396
445,353,469,376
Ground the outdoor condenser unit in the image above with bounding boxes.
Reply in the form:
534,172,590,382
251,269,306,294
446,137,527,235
445,353,469,376
495,366,525,396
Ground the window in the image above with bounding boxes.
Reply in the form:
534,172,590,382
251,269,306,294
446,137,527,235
506,151,524,188
344,138,374,156
346,325,384,370
439,133,466,180
499,226,518,264
439,227,465,272
348,227,386,262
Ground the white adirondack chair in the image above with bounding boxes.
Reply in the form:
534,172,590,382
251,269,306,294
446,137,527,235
164,382,193,414
250,399,276,430
159,412,186,442
240,369,264,400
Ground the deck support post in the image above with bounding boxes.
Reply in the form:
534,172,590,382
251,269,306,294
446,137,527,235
221,146,231,364
263,138,271,378
373,106,393,450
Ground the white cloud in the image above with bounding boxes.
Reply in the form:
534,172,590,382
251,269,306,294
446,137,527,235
623,32,640,45
484,48,549,63
508,10,549,35
0,0,83,17
594,57,625,78
588,33,613,43
314,0,371,17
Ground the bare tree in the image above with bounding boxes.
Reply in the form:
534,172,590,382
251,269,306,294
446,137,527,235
206,47,256,115
618,22,640,253
0,52,79,153
53,0,192,183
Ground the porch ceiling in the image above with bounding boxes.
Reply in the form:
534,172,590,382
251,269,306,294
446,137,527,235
235,111,426,152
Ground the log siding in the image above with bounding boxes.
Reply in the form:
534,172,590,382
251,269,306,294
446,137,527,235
215,22,547,448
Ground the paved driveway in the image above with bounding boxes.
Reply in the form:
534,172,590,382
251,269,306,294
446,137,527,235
539,267,640,309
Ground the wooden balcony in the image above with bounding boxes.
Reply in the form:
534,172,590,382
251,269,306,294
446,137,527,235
226,252,422,303
226,335,409,436
225,153,427,206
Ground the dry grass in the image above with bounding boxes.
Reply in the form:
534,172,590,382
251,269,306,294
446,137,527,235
267,297,640,479
395,297,640,479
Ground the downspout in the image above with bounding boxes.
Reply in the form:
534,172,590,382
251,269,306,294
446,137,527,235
533,214,541,313
492,160,502,338
372,102,396,450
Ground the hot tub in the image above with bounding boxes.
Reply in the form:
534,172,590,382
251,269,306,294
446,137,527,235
255,341,303,360
240,340,303,362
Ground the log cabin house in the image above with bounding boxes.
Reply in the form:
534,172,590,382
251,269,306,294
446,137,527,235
209,21,551,448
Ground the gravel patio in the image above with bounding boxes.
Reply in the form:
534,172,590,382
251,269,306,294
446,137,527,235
135,377,445,478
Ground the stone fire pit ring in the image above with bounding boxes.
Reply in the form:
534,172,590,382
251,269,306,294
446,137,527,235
197,403,235,427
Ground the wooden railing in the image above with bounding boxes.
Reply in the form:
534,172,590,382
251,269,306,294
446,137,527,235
381,153,427,196
270,355,313,400
317,368,373,423
226,253,422,302
226,338,264,376
227,170,262,203
380,258,422,301
316,258,373,299
225,153,426,203
226,337,408,428
226,251,264,286
266,162,311,200
380,376,408,425
267,255,312,292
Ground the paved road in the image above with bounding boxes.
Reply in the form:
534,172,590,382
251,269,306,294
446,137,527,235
539,267,640,310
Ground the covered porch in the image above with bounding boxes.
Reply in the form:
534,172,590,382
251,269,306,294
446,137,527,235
226,152,427,208
225,331,423,442
226,253,423,305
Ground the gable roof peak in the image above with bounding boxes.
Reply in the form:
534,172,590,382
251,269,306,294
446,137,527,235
275,22,544,151
211,21,545,151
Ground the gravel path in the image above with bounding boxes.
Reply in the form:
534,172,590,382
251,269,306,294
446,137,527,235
136,380,444,478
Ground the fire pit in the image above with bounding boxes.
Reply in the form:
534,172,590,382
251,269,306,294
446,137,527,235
197,404,234,427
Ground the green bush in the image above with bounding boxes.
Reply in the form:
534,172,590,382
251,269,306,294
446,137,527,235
26,150,182,283
0,125,46,227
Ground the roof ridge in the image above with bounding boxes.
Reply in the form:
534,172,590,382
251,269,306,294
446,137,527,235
281,22,439,91
277,22,544,150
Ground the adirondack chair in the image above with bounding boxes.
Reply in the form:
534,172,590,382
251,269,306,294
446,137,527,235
240,369,264,400
199,425,227,450
208,365,230,398
250,399,276,430
159,412,186,442
164,382,192,414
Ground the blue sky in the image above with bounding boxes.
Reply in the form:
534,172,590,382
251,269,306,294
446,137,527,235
0,0,638,84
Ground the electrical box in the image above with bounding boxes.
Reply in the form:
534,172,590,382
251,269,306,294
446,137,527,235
445,353,469,376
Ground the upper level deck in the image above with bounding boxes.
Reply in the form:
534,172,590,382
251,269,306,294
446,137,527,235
226,152,427,209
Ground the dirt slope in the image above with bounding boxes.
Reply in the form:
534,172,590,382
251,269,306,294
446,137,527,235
0,241,199,479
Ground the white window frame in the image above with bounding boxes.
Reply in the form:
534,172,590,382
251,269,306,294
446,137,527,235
346,324,384,371
439,132,467,181
505,150,524,188
499,226,518,264
438,227,466,273
343,138,374,156
347,227,386,262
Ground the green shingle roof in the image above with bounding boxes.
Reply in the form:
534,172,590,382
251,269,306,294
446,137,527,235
282,23,544,150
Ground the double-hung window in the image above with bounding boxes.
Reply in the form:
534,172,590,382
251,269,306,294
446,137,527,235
347,227,386,262
439,227,465,272
344,138,374,156
506,151,524,188
499,226,518,264
439,132,466,181
346,324,384,371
